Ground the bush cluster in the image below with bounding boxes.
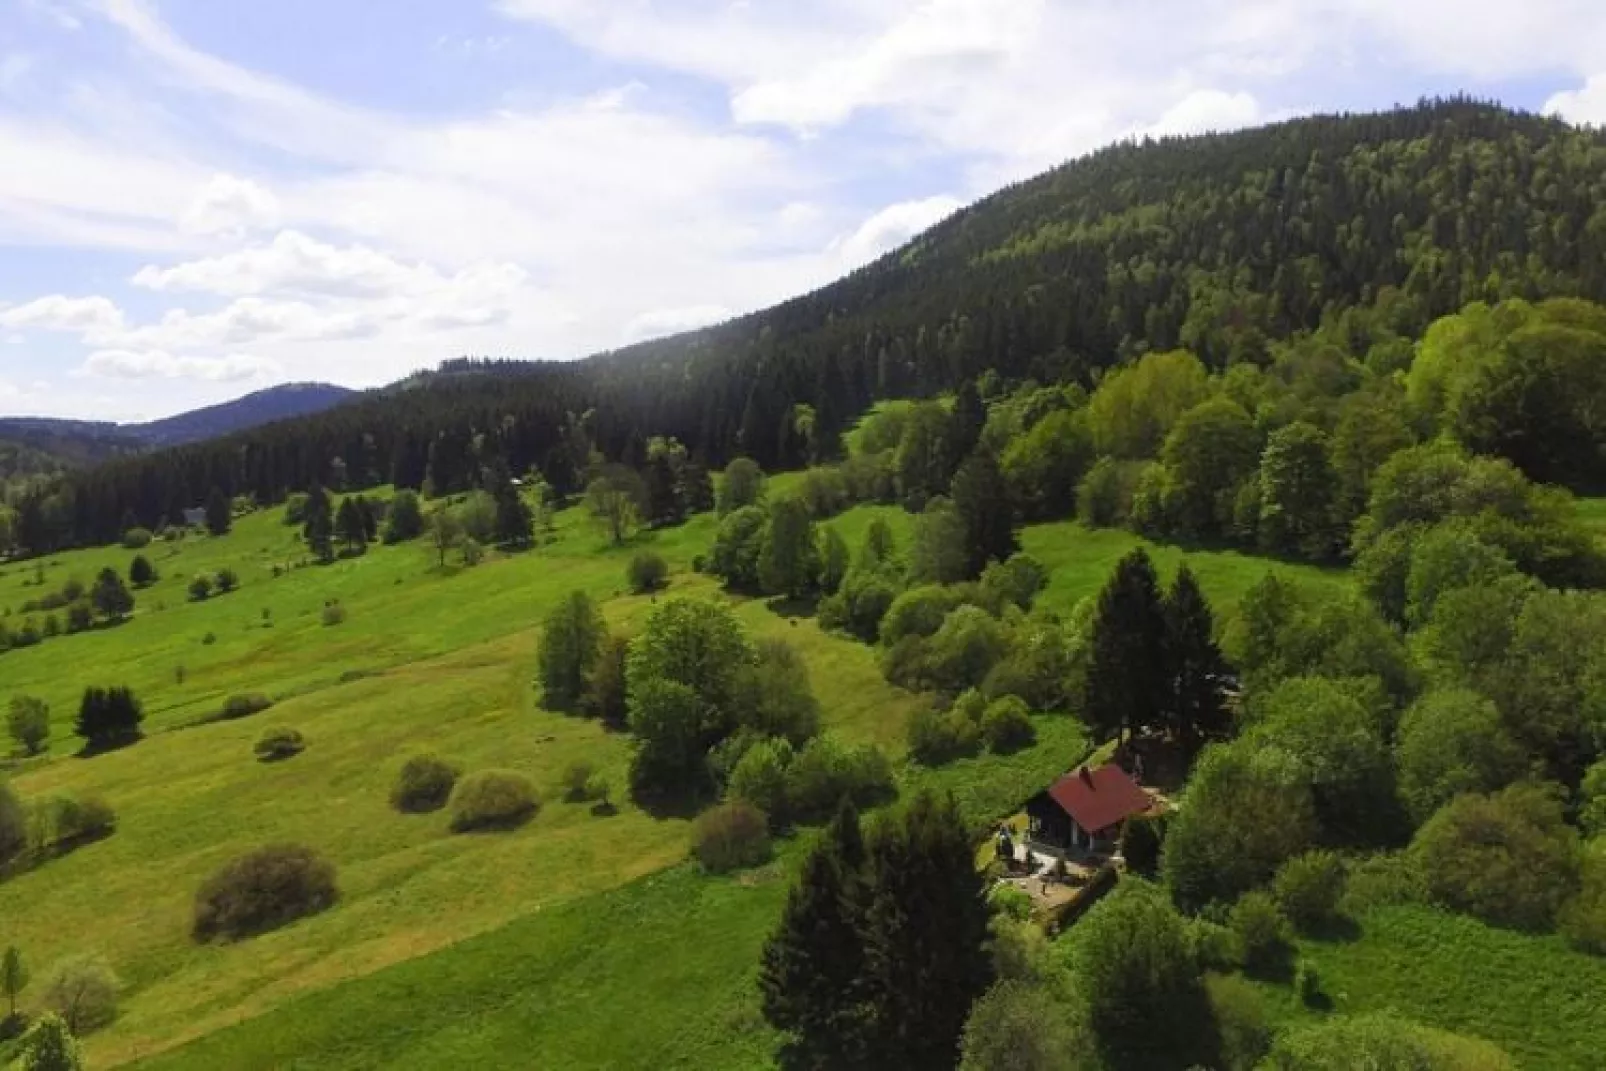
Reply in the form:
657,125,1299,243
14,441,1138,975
449,770,538,832
193,844,338,941
219,693,274,721
253,727,306,762
691,799,771,873
391,754,460,813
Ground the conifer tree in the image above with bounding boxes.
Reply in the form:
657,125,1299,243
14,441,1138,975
335,498,366,556
303,485,334,563
492,478,533,548
950,379,986,462
128,555,156,589
951,448,1018,579
1164,564,1231,752
14,1012,82,1071
861,791,993,1070
74,686,144,753
759,799,871,1069
204,487,231,537
1084,549,1169,744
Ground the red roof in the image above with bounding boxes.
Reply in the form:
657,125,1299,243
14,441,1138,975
1044,764,1151,835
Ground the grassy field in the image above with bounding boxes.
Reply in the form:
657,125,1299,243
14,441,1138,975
4,484,1580,1069
1247,905,1606,1070
0,498,932,1066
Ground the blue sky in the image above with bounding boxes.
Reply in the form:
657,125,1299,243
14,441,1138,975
0,0,1603,422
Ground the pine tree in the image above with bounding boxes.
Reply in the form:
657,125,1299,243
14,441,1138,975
1164,564,1231,752
74,686,143,752
950,379,986,462
335,498,366,556
204,487,231,537
861,791,993,1070
14,1012,83,1071
759,799,871,1069
492,477,533,548
303,485,334,563
355,496,378,543
951,448,1018,579
1084,549,1169,744
128,555,156,589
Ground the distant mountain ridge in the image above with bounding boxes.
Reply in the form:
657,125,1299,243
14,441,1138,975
1,382,356,450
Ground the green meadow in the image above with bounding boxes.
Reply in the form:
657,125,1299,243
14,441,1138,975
0,489,1594,1068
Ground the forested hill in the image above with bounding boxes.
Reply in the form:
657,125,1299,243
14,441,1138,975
19,97,1606,549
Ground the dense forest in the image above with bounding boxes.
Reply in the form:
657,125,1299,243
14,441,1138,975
6,97,1606,552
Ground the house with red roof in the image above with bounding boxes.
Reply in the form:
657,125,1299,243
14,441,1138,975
1025,763,1154,853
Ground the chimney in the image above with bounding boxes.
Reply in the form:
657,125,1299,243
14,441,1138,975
1078,766,1093,788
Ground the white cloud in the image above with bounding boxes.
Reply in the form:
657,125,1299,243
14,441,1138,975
622,305,733,343
180,174,281,238
835,195,963,268
80,349,283,383
1139,90,1263,139
1545,74,1606,125
132,230,514,300
0,294,125,334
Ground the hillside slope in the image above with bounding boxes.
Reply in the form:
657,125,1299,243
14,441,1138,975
25,98,1606,546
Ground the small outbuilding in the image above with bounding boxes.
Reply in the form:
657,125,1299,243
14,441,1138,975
1026,763,1153,853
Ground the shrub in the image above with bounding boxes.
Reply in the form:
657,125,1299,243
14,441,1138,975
627,551,669,594
321,601,346,627
128,555,156,589
907,702,982,766
784,735,894,822
391,754,460,813
727,738,794,828
253,728,306,762
449,770,538,832
40,794,116,849
1119,816,1164,877
1189,918,1243,972
39,954,119,1034
7,696,50,756
215,568,239,594
192,844,338,941
817,568,898,642
1340,852,1427,915
980,696,1035,754
121,527,152,549
219,693,274,721
1208,974,1273,1071
561,760,596,802
1411,781,1580,931
690,799,771,873
1274,850,1347,932
283,493,309,525
1229,891,1293,976
188,574,213,602
987,883,1034,922
1559,845,1606,955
